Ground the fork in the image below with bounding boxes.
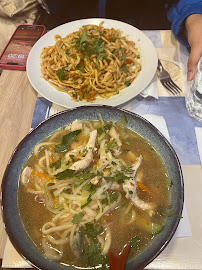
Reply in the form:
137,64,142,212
45,106,59,120
157,59,182,95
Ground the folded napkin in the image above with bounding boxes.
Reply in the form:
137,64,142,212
195,127,202,167
2,239,32,268
2,114,192,268
140,74,159,99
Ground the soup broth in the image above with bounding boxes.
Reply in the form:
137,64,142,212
18,118,170,269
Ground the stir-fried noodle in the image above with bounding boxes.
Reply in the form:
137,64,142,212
40,22,141,102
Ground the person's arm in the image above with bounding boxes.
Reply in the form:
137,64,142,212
185,14,202,80
167,0,202,80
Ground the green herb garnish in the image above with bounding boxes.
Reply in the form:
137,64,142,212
54,129,82,153
75,31,87,51
56,67,66,80
157,205,183,218
119,53,127,60
119,113,128,126
75,32,106,61
104,171,130,184
129,236,140,249
122,64,129,74
81,195,92,209
55,168,75,180
84,222,103,239
76,64,84,75
49,158,61,169
109,38,117,42
97,124,112,134
79,222,108,268
125,80,131,87
77,169,96,182
72,212,82,224
112,47,122,55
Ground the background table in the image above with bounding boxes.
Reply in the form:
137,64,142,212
0,30,202,269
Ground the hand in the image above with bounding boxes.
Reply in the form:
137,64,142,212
185,13,202,81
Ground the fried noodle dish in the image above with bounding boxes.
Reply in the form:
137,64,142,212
40,22,141,102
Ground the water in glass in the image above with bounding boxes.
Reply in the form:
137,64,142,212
186,57,202,121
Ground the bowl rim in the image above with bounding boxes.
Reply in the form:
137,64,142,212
1,105,184,270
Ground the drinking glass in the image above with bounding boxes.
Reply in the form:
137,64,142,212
186,57,202,121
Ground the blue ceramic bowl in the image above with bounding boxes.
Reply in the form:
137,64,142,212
1,105,184,270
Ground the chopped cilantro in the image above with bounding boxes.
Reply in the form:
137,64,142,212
54,129,82,153
76,64,84,75
119,53,127,60
125,80,131,87
129,236,140,249
93,61,99,70
80,241,108,267
164,211,183,218
109,38,117,42
77,169,96,182
84,222,103,239
110,191,119,202
107,138,117,151
78,222,108,267
75,31,87,51
55,168,75,180
97,124,112,134
121,165,134,174
112,47,122,55
80,31,87,43
157,204,183,218
97,52,107,61
122,64,130,74
104,171,130,184
75,32,106,61
49,158,61,169
101,191,118,205
85,183,98,193
119,113,128,126
56,68,66,80
72,212,82,224
69,154,75,162
81,194,92,209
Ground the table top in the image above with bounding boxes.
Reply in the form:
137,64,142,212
0,29,202,269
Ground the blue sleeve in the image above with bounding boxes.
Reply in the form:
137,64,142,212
167,0,202,47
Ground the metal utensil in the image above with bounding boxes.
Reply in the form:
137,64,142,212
158,59,182,95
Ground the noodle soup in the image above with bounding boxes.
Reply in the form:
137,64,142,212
18,117,171,269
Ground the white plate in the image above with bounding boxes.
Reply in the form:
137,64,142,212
27,18,158,108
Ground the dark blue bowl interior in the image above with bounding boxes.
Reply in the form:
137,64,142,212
1,105,184,270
